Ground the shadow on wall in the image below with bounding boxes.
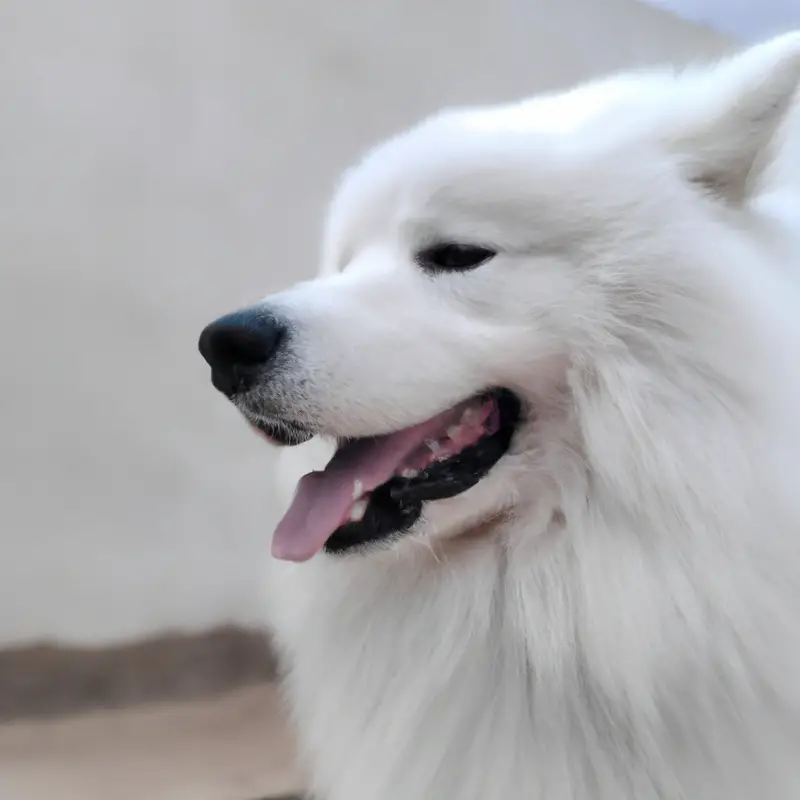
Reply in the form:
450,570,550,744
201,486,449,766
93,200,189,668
0,626,277,722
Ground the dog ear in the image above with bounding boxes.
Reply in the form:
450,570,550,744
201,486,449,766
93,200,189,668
666,32,800,203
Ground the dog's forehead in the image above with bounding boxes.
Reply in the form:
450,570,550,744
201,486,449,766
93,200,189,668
321,72,675,266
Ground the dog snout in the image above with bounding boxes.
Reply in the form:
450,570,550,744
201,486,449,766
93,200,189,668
198,309,286,397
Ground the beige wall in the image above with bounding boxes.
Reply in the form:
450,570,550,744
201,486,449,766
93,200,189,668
1,1,730,646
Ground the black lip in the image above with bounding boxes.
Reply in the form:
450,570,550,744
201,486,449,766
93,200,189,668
324,389,522,556
252,417,314,446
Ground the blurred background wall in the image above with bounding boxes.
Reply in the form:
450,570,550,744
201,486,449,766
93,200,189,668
0,0,732,650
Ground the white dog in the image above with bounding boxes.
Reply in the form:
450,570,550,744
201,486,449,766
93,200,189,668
199,33,800,799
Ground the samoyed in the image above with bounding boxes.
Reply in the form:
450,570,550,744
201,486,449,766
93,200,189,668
199,33,800,800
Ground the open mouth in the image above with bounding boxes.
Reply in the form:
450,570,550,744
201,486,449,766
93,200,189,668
268,388,521,561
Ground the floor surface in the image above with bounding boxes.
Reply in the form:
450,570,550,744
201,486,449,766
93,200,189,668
0,684,304,800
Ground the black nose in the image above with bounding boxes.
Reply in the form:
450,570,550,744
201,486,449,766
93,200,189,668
198,310,285,397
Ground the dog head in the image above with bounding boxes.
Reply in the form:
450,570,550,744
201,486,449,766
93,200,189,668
200,34,800,561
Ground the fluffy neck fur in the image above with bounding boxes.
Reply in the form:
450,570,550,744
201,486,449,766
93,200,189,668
269,480,800,800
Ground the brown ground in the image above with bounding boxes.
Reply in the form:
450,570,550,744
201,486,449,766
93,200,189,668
0,684,305,800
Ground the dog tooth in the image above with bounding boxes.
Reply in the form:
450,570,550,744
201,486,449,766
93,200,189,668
426,439,442,455
446,425,463,441
400,469,418,479
352,479,364,500
461,407,478,425
349,499,367,522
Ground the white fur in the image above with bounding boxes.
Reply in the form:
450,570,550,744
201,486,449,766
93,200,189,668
263,35,800,799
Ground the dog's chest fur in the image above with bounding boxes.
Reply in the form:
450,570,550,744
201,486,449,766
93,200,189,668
267,524,800,800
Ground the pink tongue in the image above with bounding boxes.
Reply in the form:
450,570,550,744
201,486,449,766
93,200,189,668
271,402,474,562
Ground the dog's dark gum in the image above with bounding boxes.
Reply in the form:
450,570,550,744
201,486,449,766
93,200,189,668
324,482,423,554
324,389,521,556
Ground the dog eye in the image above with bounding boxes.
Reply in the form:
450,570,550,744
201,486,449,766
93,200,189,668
415,243,496,273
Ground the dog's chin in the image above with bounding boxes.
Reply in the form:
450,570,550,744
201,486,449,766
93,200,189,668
243,388,524,560
246,415,315,447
